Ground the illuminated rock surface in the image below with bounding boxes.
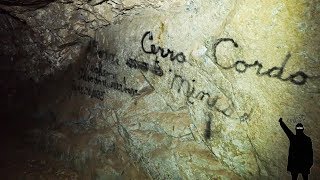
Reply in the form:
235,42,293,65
0,0,319,179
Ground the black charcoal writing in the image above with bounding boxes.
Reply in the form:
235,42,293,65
72,84,105,100
141,31,186,63
212,38,309,85
74,51,140,97
126,57,164,76
90,40,120,66
97,50,120,65
88,61,117,79
204,112,213,140
78,73,139,97
170,72,234,117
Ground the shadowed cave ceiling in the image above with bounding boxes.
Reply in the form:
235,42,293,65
0,0,320,179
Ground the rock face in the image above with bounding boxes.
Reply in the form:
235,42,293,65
1,0,319,179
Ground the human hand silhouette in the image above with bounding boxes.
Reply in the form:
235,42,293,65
279,118,283,123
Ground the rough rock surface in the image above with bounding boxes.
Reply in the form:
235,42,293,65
1,0,319,179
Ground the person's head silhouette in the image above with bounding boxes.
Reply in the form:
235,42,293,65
295,123,304,135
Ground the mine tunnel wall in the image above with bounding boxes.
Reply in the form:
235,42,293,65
1,0,320,179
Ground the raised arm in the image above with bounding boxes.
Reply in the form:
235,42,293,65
279,118,294,140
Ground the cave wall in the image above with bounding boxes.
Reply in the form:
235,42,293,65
1,0,320,179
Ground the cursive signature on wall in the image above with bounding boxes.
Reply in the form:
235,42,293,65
212,38,309,85
141,31,187,63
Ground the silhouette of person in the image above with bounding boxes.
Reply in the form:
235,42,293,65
279,118,313,180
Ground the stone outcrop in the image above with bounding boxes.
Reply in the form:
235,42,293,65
1,0,319,179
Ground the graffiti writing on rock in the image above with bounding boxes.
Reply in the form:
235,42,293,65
72,84,105,100
204,112,213,140
78,70,139,97
73,50,140,99
170,71,234,117
91,40,120,66
88,61,117,78
126,57,164,76
141,31,186,63
212,38,309,85
97,51,119,65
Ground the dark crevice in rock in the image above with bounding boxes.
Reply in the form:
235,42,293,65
0,0,55,7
